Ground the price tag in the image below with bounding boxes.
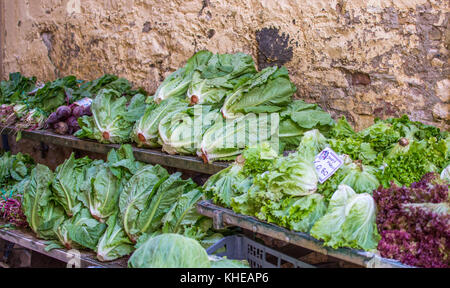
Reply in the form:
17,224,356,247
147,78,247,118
74,97,92,108
314,147,344,184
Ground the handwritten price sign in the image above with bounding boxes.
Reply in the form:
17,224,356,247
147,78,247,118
314,147,344,184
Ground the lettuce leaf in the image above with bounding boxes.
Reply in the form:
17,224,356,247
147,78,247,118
242,142,278,176
22,165,65,240
200,113,280,163
260,193,327,233
75,89,146,143
132,97,188,148
310,185,380,251
79,145,142,222
154,50,213,104
187,53,256,105
119,165,170,242
134,173,197,240
203,163,246,207
158,105,221,155
51,153,93,217
65,208,107,251
96,213,135,262
279,100,334,150
221,66,296,119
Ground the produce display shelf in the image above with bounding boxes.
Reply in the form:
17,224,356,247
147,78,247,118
0,126,229,175
197,200,412,268
0,225,127,268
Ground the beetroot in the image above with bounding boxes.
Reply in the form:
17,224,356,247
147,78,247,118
67,115,80,132
72,106,84,118
56,106,71,121
54,121,69,135
84,105,93,116
46,112,60,125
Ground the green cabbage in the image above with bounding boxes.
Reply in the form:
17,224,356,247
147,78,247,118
158,105,221,155
200,113,280,163
221,66,296,119
132,97,188,148
154,51,213,104
187,53,256,105
75,89,146,143
128,233,211,268
310,185,380,251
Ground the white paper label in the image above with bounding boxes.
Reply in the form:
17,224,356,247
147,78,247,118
314,147,344,184
74,97,92,108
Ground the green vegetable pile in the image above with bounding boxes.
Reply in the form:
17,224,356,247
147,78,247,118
205,115,448,254
8,145,223,263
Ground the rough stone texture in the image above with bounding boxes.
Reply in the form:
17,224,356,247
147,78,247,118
1,0,449,131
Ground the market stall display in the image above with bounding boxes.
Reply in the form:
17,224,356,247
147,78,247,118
0,50,448,268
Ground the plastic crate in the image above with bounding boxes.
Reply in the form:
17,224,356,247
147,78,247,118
206,235,315,268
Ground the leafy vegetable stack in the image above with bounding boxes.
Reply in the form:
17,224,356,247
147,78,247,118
374,173,449,268
75,89,146,143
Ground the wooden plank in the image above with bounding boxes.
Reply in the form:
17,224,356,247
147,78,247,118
0,226,127,268
196,200,412,268
0,126,229,174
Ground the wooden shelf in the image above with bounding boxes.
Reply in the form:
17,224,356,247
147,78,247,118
0,225,127,268
1,126,229,175
196,200,411,268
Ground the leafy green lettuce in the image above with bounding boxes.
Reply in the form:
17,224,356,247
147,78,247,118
132,97,188,148
280,100,334,150
187,53,256,106
132,173,197,241
200,113,280,163
96,212,135,262
51,153,93,217
22,165,65,240
221,66,296,119
75,89,146,143
242,143,278,176
317,156,380,200
154,51,213,104
158,105,221,155
260,193,327,233
257,153,318,197
79,145,143,223
119,165,170,242
65,208,107,251
203,163,246,207
310,185,380,251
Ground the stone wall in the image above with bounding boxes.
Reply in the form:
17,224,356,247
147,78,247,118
1,0,448,131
